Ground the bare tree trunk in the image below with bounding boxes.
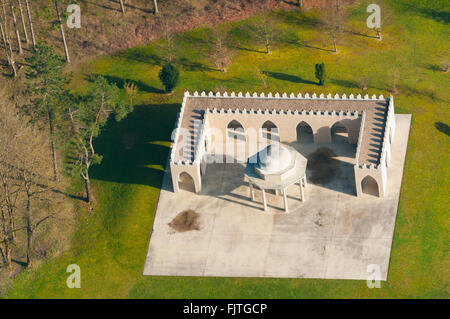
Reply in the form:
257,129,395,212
25,197,33,268
0,21,11,64
333,37,337,53
48,110,59,182
153,0,158,14
83,173,91,203
119,0,125,13
298,0,302,7
17,0,29,43
9,0,23,54
24,0,35,48
0,19,17,76
0,208,12,269
55,1,70,63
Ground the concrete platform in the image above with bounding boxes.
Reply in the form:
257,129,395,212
144,115,411,280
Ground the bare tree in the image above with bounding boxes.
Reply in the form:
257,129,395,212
9,0,23,54
54,1,70,63
119,0,125,13
14,125,55,268
158,12,175,62
254,68,268,88
0,22,17,76
320,0,347,53
390,69,399,94
441,58,449,73
153,0,158,14
209,28,232,72
24,0,35,48
0,105,21,270
16,0,28,43
251,12,276,54
357,77,369,91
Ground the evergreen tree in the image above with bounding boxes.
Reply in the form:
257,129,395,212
24,42,70,181
315,62,326,86
159,63,179,93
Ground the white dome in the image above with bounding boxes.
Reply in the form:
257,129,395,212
257,143,292,174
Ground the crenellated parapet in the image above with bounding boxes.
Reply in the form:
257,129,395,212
186,90,386,101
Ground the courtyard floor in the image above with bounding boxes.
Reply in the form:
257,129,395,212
143,115,411,280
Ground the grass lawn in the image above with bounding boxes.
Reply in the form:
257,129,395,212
5,0,449,298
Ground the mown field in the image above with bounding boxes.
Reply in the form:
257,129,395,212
5,0,449,298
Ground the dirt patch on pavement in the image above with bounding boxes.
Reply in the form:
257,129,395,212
307,147,340,184
169,210,201,232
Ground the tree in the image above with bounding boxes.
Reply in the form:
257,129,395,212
124,81,138,106
251,12,276,54
158,12,175,62
24,0,36,48
25,42,70,182
15,126,56,268
119,0,125,13
9,0,23,54
159,63,179,93
0,101,56,269
54,1,70,63
0,20,17,76
441,58,449,73
153,0,158,15
0,104,22,270
315,62,326,85
390,69,399,94
320,0,347,53
209,28,232,72
17,0,29,44
357,77,369,91
68,76,132,203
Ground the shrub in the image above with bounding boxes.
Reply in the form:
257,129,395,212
159,63,179,93
315,62,326,86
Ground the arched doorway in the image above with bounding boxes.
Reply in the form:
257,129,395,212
261,120,280,142
296,121,314,143
331,121,349,143
361,175,379,197
227,120,245,141
227,120,246,162
178,172,196,192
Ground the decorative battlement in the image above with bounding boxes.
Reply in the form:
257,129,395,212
206,107,362,117
185,90,386,101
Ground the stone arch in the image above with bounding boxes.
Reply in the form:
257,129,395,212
361,175,379,197
261,120,280,142
331,121,349,143
178,171,196,192
227,120,245,141
296,121,314,143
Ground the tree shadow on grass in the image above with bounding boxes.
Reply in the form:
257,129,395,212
116,49,163,66
90,104,179,188
416,8,450,24
435,122,450,136
264,71,317,85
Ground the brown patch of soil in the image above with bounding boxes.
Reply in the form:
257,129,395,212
169,209,201,232
307,147,340,184
24,0,357,68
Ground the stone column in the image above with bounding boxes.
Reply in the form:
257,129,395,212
283,188,289,212
262,189,267,211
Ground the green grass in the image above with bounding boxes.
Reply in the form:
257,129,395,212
6,0,449,298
